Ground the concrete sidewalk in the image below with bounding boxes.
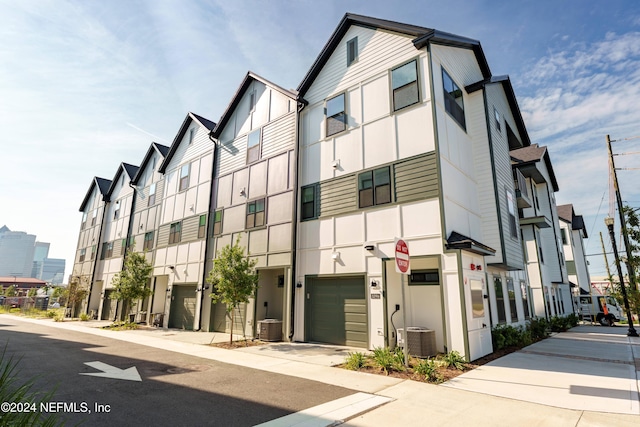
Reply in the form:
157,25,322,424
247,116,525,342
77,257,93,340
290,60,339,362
3,315,640,426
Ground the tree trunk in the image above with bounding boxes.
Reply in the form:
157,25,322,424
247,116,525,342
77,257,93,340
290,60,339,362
227,311,234,345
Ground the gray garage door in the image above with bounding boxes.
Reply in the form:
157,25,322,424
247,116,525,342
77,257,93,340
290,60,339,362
306,277,368,348
168,285,197,330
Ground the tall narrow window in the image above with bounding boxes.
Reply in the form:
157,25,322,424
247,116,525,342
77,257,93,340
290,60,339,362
148,182,156,206
212,210,223,235
494,107,501,133
506,189,517,238
169,222,182,244
198,215,206,239
91,245,96,260
521,281,531,319
79,248,86,262
249,90,256,111
247,129,261,163
246,199,265,229
347,37,358,66
391,60,419,111
101,242,108,260
442,68,466,129
326,94,346,137
188,128,196,145
358,167,391,208
179,163,190,191
144,231,154,251
561,228,568,245
494,276,506,323
105,242,114,258
81,211,87,229
113,201,120,220
507,278,517,322
91,209,97,226
301,185,317,220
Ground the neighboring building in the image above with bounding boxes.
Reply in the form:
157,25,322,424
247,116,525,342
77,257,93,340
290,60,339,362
72,177,112,315
41,258,66,285
557,204,590,295
293,14,540,360
203,72,298,338
154,112,216,330
0,277,47,295
31,242,50,279
92,163,139,321
0,226,37,278
512,144,573,319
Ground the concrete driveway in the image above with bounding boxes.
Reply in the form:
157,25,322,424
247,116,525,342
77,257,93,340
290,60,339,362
443,325,640,414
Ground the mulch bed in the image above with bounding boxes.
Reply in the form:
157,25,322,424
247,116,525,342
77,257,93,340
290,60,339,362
210,339,267,349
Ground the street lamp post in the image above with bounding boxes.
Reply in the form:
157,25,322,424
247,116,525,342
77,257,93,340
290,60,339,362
605,217,638,337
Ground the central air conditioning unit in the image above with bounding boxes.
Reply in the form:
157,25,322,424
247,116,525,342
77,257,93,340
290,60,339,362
258,319,283,342
397,327,437,358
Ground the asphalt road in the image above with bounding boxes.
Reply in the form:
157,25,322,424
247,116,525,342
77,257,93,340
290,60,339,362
0,318,356,426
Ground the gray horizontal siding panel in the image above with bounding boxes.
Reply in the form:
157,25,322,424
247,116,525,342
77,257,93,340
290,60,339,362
261,112,296,159
319,175,357,217
394,153,439,203
157,224,170,248
217,134,248,177
182,215,201,242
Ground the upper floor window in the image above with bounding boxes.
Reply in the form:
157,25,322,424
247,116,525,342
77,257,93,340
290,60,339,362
391,60,419,111
442,68,466,129
247,129,261,164
506,189,517,239
347,37,358,66
212,210,223,236
179,163,190,192
249,90,256,111
105,241,114,259
358,167,391,208
91,209,98,226
91,245,96,260
301,185,317,220
188,128,196,145
246,199,265,229
79,248,86,262
144,231,154,251
148,182,157,206
113,201,120,220
198,215,207,239
326,93,346,137
81,212,87,229
494,107,501,133
561,228,568,245
169,222,182,244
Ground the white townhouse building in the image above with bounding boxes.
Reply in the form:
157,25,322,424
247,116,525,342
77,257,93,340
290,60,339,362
293,14,540,361
128,142,170,323
557,204,591,295
73,176,111,316
512,144,573,319
202,72,298,339
91,163,140,320
154,112,216,330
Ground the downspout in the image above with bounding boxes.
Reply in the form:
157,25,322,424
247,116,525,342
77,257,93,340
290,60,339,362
124,179,139,321
196,132,219,331
289,99,306,341
86,198,108,316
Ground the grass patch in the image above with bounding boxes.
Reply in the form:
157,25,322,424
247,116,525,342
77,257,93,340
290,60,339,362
101,321,139,331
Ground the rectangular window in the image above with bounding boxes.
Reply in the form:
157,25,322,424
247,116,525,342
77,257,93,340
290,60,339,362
442,68,466,129
105,242,114,258
101,242,108,260
347,37,358,66
246,199,265,229
506,189,517,238
247,129,261,163
495,276,506,323
536,229,544,264
169,222,182,244
91,209,97,226
326,93,346,137
198,215,206,239
81,212,87,229
507,278,517,322
121,239,127,251
494,107,501,133
249,90,256,111
179,163,190,192
212,210,223,236
79,248,86,262
113,201,120,220
148,182,156,206
391,60,419,111
144,231,154,251
188,128,196,145
521,281,530,319
470,279,485,318
408,270,439,286
358,167,391,208
91,245,96,260
301,185,317,220
561,228,568,245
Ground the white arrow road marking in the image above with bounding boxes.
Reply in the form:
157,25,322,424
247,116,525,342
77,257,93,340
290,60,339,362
80,361,142,382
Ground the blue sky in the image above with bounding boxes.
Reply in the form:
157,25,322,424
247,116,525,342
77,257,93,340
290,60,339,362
1,0,639,280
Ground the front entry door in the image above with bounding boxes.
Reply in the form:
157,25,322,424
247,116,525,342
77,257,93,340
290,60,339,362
466,278,492,360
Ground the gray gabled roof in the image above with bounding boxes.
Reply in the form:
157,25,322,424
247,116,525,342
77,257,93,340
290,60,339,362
131,142,170,185
297,13,491,98
211,71,297,139
79,177,112,211
510,144,560,192
557,204,588,238
465,75,531,148
106,162,139,198
159,112,216,173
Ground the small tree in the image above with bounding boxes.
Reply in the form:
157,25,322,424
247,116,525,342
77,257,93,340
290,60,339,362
5,286,16,297
27,288,37,298
206,237,259,344
110,251,153,322
65,278,89,318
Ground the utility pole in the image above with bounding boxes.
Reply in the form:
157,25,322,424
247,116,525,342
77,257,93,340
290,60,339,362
606,135,637,291
600,231,613,293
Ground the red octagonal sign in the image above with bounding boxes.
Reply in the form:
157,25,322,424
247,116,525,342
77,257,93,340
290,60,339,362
395,238,410,274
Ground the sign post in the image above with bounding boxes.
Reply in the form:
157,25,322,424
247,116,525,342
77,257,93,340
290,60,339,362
395,238,410,367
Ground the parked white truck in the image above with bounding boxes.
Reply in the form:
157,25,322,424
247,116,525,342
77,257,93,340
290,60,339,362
577,294,623,326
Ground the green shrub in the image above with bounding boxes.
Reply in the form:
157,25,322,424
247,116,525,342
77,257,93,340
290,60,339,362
79,313,90,322
567,313,579,328
45,310,57,318
549,315,575,332
528,317,550,340
344,352,366,370
441,351,466,370
102,321,138,331
414,358,441,382
372,347,403,374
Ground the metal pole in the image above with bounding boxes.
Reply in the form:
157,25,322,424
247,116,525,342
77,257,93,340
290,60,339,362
607,135,638,291
400,274,409,367
605,217,638,337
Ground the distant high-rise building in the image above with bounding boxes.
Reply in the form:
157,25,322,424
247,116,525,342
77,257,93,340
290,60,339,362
31,242,50,279
41,258,65,285
0,225,36,278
